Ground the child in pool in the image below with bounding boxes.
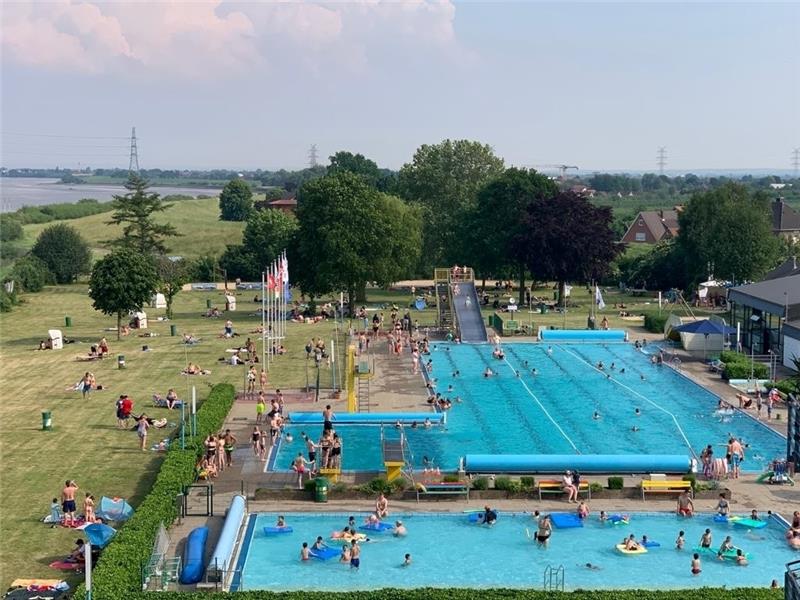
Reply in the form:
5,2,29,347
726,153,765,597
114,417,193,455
577,501,589,519
691,553,701,575
676,530,685,550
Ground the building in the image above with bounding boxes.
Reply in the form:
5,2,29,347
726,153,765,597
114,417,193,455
620,209,680,244
266,197,297,214
727,274,800,357
772,198,800,239
764,256,800,281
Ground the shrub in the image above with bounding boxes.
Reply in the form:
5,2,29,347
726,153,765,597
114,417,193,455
80,384,235,599
358,477,392,495
589,482,603,494
14,199,112,224
10,255,53,292
607,476,624,490
31,223,92,283
724,361,768,380
520,476,536,491
720,350,746,365
494,476,520,493
0,216,23,242
303,479,317,492
443,473,462,483
682,473,697,492
219,178,253,221
471,476,489,490
767,379,796,396
644,313,669,333
0,286,20,312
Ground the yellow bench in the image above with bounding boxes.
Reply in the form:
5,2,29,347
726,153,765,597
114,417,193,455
537,480,591,501
641,479,692,501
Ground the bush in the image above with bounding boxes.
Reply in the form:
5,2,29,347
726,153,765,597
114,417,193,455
0,286,20,312
219,179,253,221
520,476,536,491
720,350,745,365
14,199,112,224
682,473,697,492
644,313,669,333
80,384,235,599
494,476,520,493
471,476,489,490
767,379,796,396
724,361,768,380
589,482,603,494
0,217,23,242
358,477,392,495
607,476,624,490
10,255,53,292
443,473,462,483
31,223,92,283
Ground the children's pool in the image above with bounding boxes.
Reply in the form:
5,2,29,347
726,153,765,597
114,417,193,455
237,511,794,591
274,343,785,471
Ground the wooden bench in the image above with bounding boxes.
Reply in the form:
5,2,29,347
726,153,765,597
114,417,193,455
640,479,692,501
537,480,591,501
415,482,470,503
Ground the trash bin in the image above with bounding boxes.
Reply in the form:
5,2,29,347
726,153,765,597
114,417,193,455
206,299,213,309
41,410,52,431
117,355,126,369
315,477,329,503
539,303,548,314
65,316,72,327
170,324,177,336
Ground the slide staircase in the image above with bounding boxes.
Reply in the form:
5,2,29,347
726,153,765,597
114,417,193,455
381,425,407,482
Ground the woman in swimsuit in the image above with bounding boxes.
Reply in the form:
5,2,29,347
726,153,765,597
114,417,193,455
251,427,261,456
84,494,95,523
331,434,342,470
319,433,333,469
536,515,552,546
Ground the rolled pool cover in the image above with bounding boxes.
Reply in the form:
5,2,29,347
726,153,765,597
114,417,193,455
540,329,626,342
464,454,692,474
209,495,246,573
179,526,208,584
288,412,443,425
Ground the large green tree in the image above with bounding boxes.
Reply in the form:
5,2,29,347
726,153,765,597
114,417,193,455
156,256,189,319
524,191,623,303
219,178,253,221
89,249,158,339
676,183,781,285
398,139,504,272
106,174,179,255
292,172,421,308
241,209,298,269
467,168,558,303
31,223,92,283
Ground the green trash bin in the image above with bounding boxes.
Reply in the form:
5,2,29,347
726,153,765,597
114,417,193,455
170,324,177,336
539,303,548,314
315,477,329,503
42,410,52,431
65,316,72,327
206,298,213,309
117,355,126,369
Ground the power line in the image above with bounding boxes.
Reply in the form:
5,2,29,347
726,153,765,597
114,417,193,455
1,131,131,140
656,146,667,174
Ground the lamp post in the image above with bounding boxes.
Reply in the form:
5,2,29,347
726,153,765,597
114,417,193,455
84,540,92,600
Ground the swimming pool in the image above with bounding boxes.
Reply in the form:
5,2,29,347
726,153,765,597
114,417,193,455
237,511,795,591
274,343,785,471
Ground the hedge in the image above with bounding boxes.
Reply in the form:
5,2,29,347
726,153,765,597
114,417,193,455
720,351,769,380
78,383,235,599
71,587,782,600
644,313,669,334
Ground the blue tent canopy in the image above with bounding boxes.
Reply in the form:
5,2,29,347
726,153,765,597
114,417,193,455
84,523,117,548
673,319,736,335
96,496,134,522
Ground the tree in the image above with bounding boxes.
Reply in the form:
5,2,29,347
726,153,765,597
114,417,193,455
11,255,52,292
0,217,23,243
156,256,189,319
241,209,298,269
218,178,253,221
106,174,179,254
467,168,558,303
219,244,260,281
398,139,504,272
191,254,218,282
31,223,92,283
89,249,158,339
619,240,688,290
524,191,623,302
292,172,421,308
676,183,781,285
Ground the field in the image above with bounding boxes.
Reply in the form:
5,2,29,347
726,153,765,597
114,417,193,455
20,197,244,260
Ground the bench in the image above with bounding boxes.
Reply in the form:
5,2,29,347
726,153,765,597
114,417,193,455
641,479,692,501
537,480,591,501
415,482,470,503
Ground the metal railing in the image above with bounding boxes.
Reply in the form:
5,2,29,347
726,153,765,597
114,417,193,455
786,559,800,600
543,564,565,592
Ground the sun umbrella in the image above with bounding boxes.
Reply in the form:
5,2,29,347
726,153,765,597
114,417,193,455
84,523,117,549
673,319,736,359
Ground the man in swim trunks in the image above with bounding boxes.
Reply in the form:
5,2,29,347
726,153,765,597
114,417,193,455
728,437,745,479
375,493,389,519
350,540,360,569
322,405,335,431
292,453,312,489
691,553,701,575
393,520,407,537
223,430,237,467
61,480,79,526
676,491,694,517
700,528,712,548
300,542,310,561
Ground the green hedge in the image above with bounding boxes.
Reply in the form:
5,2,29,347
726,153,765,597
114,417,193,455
720,351,769,380
73,587,782,600
79,383,235,599
643,313,669,333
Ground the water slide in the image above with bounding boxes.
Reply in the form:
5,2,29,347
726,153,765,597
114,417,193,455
452,281,488,343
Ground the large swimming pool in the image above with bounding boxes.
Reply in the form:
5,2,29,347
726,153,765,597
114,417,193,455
237,511,795,591
274,343,785,471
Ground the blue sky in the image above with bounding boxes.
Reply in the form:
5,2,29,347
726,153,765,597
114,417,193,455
1,1,798,171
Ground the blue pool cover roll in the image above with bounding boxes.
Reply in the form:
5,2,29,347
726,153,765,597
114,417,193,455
550,513,584,528
540,329,626,341
179,526,208,584
465,454,692,474
288,412,443,425
209,495,246,573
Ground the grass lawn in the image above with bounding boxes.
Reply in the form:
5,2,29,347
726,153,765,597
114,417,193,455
19,197,245,260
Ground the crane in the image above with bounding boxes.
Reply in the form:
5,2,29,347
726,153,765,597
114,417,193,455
527,164,579,180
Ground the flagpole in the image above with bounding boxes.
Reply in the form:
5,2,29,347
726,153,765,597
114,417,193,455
266,262,272,372
261,271,266,368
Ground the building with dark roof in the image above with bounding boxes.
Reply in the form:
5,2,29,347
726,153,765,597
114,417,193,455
620,209,680,243
772,198,800,238
764,257,800,281
266,197,297,214
727,274,800,356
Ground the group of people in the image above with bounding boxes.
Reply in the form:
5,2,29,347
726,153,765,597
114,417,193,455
291,406,343,488
199,429,238,479
699,436,747,480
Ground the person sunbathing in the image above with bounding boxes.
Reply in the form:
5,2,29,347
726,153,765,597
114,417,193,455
183,362,207,375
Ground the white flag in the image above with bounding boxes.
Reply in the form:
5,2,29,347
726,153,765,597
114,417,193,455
595,285,606,311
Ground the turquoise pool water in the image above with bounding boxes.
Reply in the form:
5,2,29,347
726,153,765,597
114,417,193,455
238,511,795,591
274,343,785,471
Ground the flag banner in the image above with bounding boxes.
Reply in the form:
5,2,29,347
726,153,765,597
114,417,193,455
595,285,606,311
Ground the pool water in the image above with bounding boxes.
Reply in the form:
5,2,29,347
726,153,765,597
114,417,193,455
275,343,785,471
239,511,796,591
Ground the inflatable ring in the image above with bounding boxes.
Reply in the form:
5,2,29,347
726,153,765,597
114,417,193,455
616,543,647,555
416,483,428,492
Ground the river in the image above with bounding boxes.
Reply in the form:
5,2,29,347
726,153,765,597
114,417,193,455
0,177,222,212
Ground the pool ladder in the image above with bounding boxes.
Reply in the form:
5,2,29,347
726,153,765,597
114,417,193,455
543,564,564,592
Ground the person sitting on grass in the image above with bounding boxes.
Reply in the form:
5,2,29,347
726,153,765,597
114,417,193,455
67,539,86,563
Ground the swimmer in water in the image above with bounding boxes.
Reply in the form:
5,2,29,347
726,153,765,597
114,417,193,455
593,411,601,420
631,425,640,432
547,346,553,355
532,368,538,376
640,374,646,381
403,553,412,567
635,408,641,416
620,368,626,374
580,562,602,570
676,530,685,549
610,363,615,370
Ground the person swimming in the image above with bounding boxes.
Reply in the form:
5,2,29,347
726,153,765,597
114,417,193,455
593,411,601,420
580,562,602,570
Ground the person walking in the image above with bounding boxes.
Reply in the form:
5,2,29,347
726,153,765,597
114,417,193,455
136,414,149,451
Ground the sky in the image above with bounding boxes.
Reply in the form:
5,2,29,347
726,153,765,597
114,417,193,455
1,1,798,172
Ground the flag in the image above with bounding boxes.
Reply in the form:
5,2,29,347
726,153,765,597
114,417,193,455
282,253,291,302
595,285,606,311
273,263,280,298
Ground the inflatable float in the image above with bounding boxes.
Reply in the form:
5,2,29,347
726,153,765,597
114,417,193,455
730,517,767,529
359,521,394,532
608,514,630,525
309,546,340,560
263,526,293,535
550,513,583,529
330,532,367,541
616,544,647,555
640,539,661,548
693,546,751,561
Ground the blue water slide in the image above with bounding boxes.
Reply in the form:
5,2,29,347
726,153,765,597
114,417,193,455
179,526,209,584
452,281,487,343
465,454,692,474
288,412,443,425
209,495,246,574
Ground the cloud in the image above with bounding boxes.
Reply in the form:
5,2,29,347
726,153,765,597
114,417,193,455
1,1,462,80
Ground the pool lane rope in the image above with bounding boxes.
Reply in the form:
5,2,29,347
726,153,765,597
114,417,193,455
555,345,697,459
502,357,581,454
